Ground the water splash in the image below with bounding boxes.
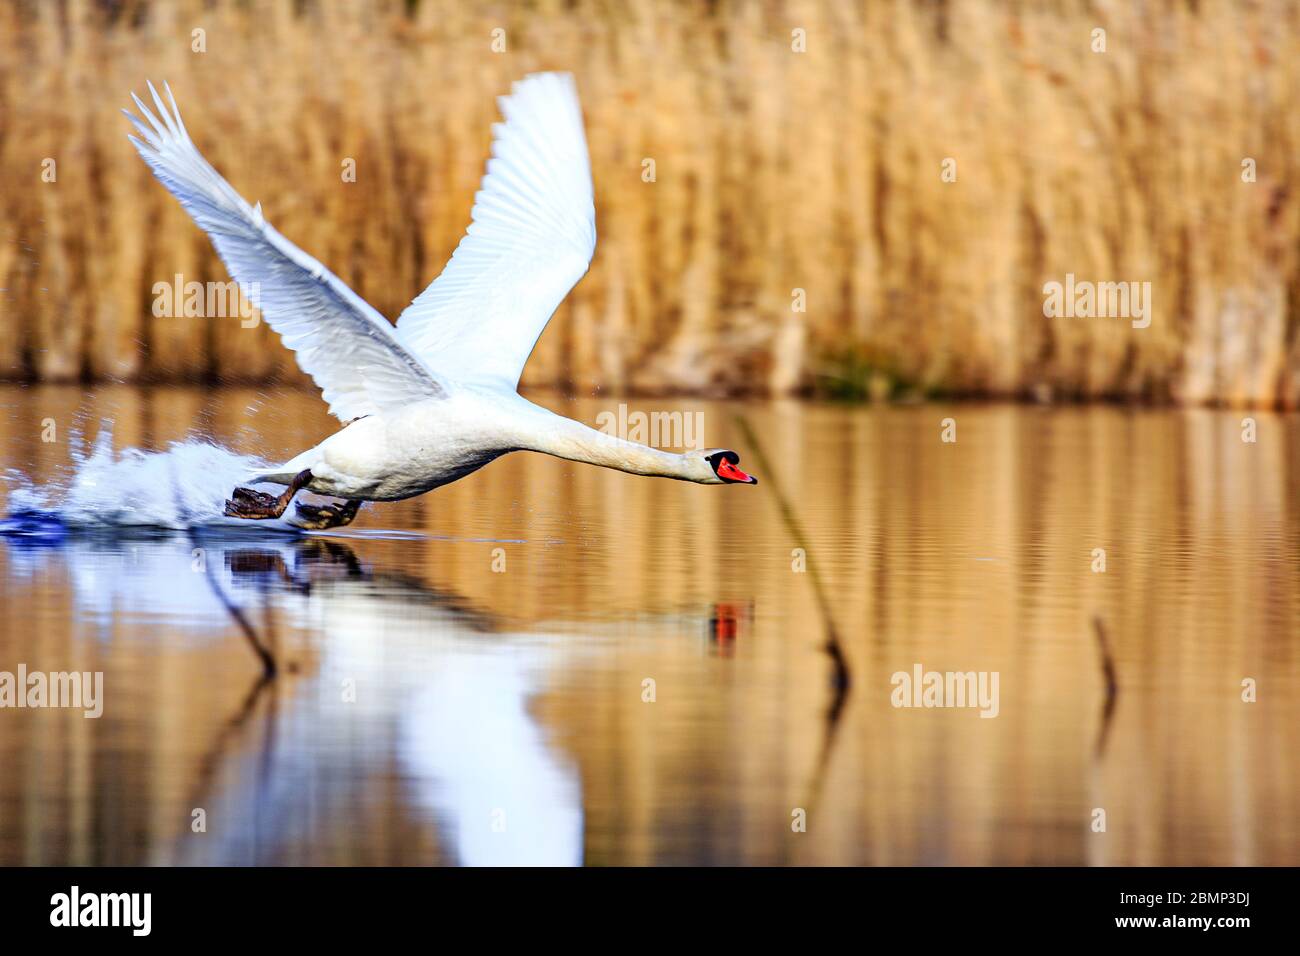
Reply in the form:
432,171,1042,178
2,425,272,533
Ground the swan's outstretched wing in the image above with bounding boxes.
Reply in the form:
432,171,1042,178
125,82,443,422
395,72,596,390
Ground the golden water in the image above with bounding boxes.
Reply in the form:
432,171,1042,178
0,386,1296,865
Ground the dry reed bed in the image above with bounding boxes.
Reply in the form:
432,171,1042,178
0,0,1297,405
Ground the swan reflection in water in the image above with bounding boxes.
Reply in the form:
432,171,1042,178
6,531,585,866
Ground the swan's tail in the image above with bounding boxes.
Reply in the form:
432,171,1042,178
241,450,317,487
242,470,296,487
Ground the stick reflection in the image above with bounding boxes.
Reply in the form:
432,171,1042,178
7,533,586,866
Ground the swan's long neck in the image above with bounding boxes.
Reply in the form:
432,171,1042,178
512,400,702,481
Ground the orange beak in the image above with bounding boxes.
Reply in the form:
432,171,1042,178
717,459,757,484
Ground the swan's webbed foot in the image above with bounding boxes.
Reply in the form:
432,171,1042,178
223,470,312,520
224,486,279,516
293,498,361,530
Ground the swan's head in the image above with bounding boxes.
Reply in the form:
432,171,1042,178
695,449,758,486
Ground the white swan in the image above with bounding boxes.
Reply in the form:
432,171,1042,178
124,75,756,529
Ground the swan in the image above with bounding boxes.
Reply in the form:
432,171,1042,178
123,74,756,529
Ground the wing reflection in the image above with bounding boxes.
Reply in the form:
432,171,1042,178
3,532,583,866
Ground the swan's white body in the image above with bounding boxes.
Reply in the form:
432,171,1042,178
269,388,723,501
124,74,753,517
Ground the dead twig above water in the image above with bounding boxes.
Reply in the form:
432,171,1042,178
734,415,850,845
734,414,851,698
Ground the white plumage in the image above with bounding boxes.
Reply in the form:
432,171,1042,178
395,73,597,390
124,74,753,526
124,82,443,423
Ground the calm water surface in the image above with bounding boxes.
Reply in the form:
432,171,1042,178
0,385,1297,865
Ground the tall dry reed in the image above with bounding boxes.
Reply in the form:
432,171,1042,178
0,0,1297,405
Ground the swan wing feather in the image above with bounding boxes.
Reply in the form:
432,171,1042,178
395,72,596,390
125,81,444,421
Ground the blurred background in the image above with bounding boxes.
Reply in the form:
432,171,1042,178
1,0,1298,404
